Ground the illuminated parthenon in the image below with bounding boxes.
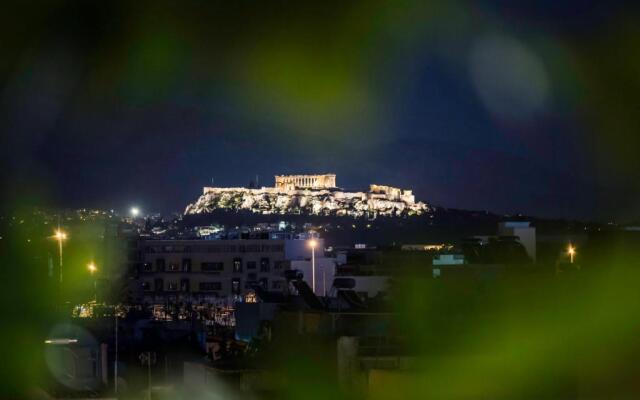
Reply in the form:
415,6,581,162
191,173,430,216
275,174,336,190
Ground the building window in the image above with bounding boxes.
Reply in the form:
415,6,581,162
199,282,221,292
154,278,164,292
260,257,270,272
231,278,241,294
272,280,283,290
180,279,190,292
247,261,257,269
155,258,165,272
233,258,243,273
182,258,192,272
142,282,151,291
142,262,153,272
259,278,268,289
167,262,180,272
274,261,286,270
201,262,224,272
248,273,257,281
167,281,178,291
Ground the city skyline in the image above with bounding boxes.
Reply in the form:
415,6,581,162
2,2,640,398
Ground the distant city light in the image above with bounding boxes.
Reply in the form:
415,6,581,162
130,207,140,217
308,239,317,248
53,230,67,241
245,292,257,303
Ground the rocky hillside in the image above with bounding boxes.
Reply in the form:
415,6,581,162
184,189,431,218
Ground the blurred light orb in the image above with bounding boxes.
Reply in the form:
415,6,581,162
130,207,140,217
44,323,98,390
470,34,550,122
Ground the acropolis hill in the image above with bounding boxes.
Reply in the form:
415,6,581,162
184,174,431,218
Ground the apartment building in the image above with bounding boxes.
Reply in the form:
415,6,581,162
132,238,290,304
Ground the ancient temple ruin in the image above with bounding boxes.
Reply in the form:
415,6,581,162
274,174,337,190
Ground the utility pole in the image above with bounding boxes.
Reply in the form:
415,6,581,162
139,351,155,400
310,241,316,294
114,311,118,394
54,215,67,306
148,354,151,400
58,216,63,286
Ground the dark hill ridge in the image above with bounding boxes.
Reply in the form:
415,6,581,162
180,208,595,247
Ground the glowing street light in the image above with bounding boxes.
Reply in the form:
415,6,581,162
88,262,98,302
52,229,67,287
130,207,140,218
54,230,67,241
309,239,317,293
87,262,97,274
567,244,576,264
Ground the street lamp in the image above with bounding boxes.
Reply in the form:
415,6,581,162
88,262,98,302
88,262,97,274
51,229,67,304
52,229,67,283
567,244,576,264
130,207,140,218
308,239,317,293
54,230,67,241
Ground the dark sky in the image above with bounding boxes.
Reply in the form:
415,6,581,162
1,1,639,221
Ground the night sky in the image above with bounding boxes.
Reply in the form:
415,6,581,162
1,1,639,221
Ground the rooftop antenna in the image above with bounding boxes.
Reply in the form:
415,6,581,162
211,177,214,186
256,175,259,187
